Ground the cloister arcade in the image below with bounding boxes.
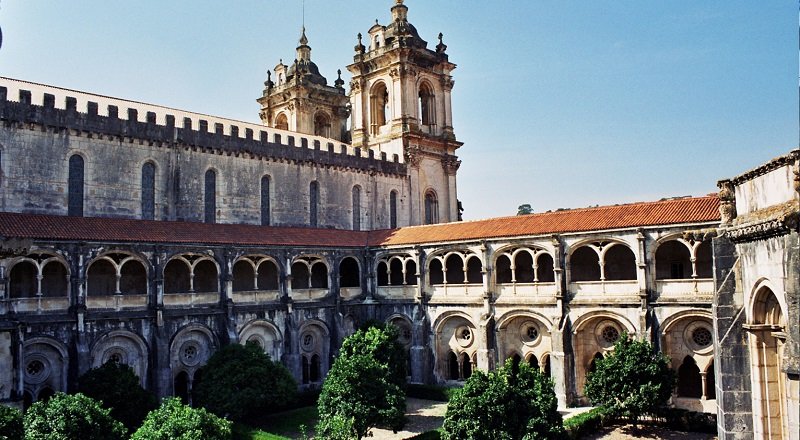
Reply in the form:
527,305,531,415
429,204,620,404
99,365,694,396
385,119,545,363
1,233,721,411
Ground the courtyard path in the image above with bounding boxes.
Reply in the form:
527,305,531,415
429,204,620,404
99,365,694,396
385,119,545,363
368,400,717,440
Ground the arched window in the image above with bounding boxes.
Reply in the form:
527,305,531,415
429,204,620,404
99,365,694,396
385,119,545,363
232,261,255,292
429,259,444,285
418,82,436,126
310,262,328,288
87,260,116,296
377,261,389,286
141,162,155,220
352,186,361,231
314,112,331,138
677,356,702,398
68,154,84,217
448,351,459,380
261,176,271,226
119,260,147,295
164,260,191,293
405,261,418,285
445,254,464,284
655,241,691,279
9,261,37,298
514,251,535,283
424,190,438,225
527,353,540,370
339,257,360,288
570,246,600,282
369,82,389,135
257,260,279,290
309,181,319,227
389,190,398,228
41,261,68,297
291,263,310,289
466,257,483,284
193,260,218,293
204,169,216,224
603,244,637,281
496,255,512,284
536,253,555,282
389,259,404,285
275,113,288,130
695,241,713,278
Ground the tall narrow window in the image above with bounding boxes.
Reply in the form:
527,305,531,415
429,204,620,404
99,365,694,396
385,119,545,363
309,181,318,227
141,162,155,220
275,113,289,131
261,175,271,226
369,82,389,135
424,190,438,225
314,112,331,138
204,169,216,224
418,82,436,126
352,185,361,231
390,190,398,229
68,154,84,217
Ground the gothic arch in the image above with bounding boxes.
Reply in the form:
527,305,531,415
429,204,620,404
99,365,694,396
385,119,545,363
314,111,331,138
291,255,329,289
89,330,149,386
298,320,330,384
433,312,477,382
239,319,283,361
86,251,150,296
23,337,69,402
163,254,219,294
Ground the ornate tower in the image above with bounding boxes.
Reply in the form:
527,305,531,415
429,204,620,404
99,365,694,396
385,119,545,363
258,28,350,142
347,0,462,225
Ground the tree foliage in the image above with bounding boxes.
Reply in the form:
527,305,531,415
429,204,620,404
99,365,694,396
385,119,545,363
316,324,407,439
442,360,564,440
130,397,231,440
584,333,675,422
193,343,297,423
77,360,158,431
517,204,533,215
24,392,127,440
0,404,23,440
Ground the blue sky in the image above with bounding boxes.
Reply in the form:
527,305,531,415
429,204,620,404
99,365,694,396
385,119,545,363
1,1,797,220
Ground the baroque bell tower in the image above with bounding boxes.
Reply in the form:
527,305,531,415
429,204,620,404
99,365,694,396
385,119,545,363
347,0,462,225
258,28,350,142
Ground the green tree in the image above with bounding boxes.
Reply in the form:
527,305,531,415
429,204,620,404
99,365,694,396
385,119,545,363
24,392,127,440
584,333,675,423
442,360,564,440
193,343,297,423
130,397,231,440
316,324,407,439
77,360,158,431
517,204,533,215
0,404,23,440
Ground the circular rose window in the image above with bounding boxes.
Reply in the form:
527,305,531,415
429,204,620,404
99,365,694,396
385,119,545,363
601,326,620,344
455,326,473,347
692,327,712,348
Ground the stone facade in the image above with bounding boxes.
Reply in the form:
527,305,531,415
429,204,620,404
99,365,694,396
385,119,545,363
0,2,797,439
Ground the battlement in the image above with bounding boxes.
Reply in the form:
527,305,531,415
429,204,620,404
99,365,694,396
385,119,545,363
0,77,405,175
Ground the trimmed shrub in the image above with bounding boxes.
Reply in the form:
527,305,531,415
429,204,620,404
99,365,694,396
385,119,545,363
193,343,297,423
130,397,231,440
442,360,564,440
24,392,126,440
77,360,158,431
0,405,23,440
316,324,407,439
563,406,615,439
584,333,675,423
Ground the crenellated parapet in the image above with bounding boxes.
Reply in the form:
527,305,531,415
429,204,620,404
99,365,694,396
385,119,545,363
0,80,405,176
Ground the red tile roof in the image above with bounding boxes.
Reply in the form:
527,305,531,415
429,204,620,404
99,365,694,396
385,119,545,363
0,212,372,247
371,196,721,246
0,196,720,248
